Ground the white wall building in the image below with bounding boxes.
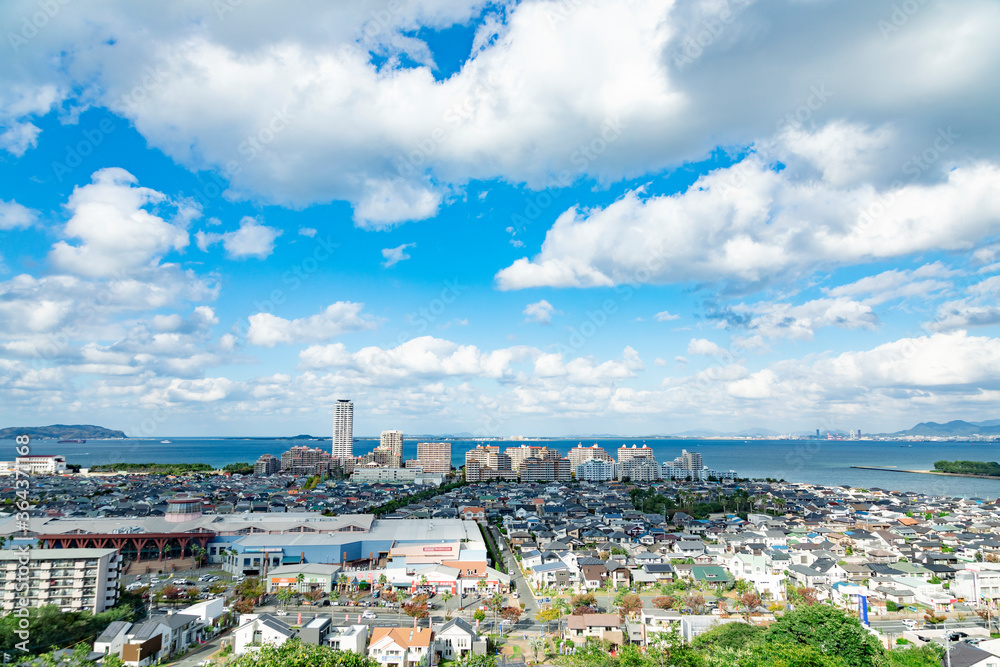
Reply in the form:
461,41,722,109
575,459,616,482
0,547,121,613
333,399,354,459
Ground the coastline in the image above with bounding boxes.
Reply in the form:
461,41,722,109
850,465,1000,480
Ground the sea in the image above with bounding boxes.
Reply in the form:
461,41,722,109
4,436,1000,498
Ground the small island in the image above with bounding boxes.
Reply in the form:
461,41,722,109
851,459,1000,479
0,424,127,440
933,459,1000,476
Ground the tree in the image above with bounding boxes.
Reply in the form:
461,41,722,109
703,643,847,667
473,608,486,623
277,587,294,608
529,636,547,663
616,593,642,620
305,589,325,604
403,601,429,621
227,638,378,667
296,573,306,593
691,622,764,651
499,605,522,635
796,587,818,605
185,586,201,600
652,596,676,610
232,597,256,614
537,605,562,633
683,594,707,614
739,592,762,619
378,573,388,590
765,604,887,667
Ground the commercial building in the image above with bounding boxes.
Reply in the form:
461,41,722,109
0,547,121,614
567,444,613,468
267,563,342,593
253,454,280,475
333,399,354,459
380,430,404,468
413,442,452,474
575,458,616,482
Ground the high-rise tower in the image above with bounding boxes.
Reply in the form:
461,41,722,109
332,399,354,459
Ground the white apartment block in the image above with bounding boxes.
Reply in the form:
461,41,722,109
575,459,616,482
617,445,656,464
1,547,121,614
13,455,67,474
567,444,614,468
618,458,659,482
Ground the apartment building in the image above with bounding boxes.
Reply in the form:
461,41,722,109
414,442,452,474
0,547,121,613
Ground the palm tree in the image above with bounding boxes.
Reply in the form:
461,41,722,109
378,573,388,591
601,577,614,613
296,573,305,594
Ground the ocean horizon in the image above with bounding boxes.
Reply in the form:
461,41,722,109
4,436,999,499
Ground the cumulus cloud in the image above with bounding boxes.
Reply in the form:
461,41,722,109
381,243,416,268
523,299,557,325
298,227,317,237
496,152,1000,291
0,200,37,230
197,217,282,259
654,310,680,321
298,335,642,387
1,0,996,226
687,338,728,357
246,302,379,347
928,274,1000,331
49,168,193,278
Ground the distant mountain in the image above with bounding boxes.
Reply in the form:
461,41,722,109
891,420,1000,437
0,424,127,440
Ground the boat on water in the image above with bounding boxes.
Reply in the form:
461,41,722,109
57,439,85,443
161,440,171,444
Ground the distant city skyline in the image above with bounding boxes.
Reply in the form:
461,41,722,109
1,3,999,437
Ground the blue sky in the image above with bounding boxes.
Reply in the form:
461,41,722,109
1,0,1000,437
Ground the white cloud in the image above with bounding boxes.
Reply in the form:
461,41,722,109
826,262,956,305
49,168,193,278
247,302,379,347
928,273,1000,331
724,297,879,341
298,335,642,389
654,310,680,321
523,299,557,325
687,338,728,357
198,217,283,259
298,227,317,237
496,153,1000,290
197,217,282,258
2,0,996,226
0,200,37,230
381,242,416,268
